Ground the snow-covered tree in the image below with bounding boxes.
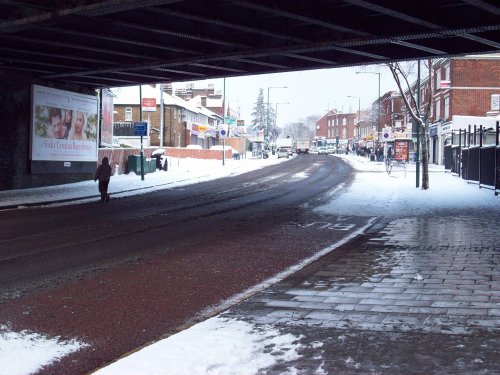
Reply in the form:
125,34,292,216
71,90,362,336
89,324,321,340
267,105,281,142
387,60,433,189
250,88,266,134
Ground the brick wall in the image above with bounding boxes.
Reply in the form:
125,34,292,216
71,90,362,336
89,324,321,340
431,58,500,122
97,146,232,176
225,137,248,153
315,114,328,137
0,72,101,191
165,147,232,160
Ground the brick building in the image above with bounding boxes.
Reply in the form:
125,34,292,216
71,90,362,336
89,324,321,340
113,86,222,149
315,110,357,150
428,55,500,164
358,54,500,164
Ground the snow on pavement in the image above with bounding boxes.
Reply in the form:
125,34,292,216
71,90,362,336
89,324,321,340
315,154,498,218
0,324,87,375
93,316,303,375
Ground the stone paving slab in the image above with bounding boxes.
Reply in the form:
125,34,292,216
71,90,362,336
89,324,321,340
223,214,500,373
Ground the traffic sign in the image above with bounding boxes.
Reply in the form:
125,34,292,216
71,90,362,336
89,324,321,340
134,122,148,136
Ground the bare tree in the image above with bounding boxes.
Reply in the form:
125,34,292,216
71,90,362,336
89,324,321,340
283,115,318,140
387,60,433,189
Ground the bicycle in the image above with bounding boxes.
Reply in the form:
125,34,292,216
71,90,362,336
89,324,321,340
385,157,393,175
386,157,407,177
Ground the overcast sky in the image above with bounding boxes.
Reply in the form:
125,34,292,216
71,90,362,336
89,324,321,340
171,64,398,127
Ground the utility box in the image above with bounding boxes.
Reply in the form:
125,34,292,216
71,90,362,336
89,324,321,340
127,155,146,174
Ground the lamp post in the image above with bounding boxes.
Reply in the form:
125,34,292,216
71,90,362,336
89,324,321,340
267,86,287,141
356,72,381,142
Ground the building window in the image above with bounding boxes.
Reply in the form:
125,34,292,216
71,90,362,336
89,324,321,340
125,107,132,121
436,67,441,90
444,96,450,120
343,118,347,126
445,64,450,81
435,99,441,120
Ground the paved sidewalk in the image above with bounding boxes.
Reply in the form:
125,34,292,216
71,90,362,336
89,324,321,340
223,213,500,373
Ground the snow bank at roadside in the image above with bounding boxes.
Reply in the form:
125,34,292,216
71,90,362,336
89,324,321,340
316,154,498,218
93,316,302,375
0,325,87,375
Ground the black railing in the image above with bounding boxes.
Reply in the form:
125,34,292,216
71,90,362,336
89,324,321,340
448,120,499,195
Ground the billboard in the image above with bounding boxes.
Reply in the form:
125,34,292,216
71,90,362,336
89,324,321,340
100,89,113,147
31,85,99,162
394,140,410,161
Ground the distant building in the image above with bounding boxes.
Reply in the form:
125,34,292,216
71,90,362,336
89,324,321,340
168,83,241,125
316,110,364,151
113,85,222,149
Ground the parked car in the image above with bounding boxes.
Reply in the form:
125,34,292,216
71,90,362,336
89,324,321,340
317,146,328,155
277,147,289,158
327,146,336,154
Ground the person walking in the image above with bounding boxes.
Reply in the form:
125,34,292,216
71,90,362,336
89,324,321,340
94,157,112,202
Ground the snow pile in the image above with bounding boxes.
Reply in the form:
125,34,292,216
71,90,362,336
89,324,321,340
94,316,302,375
0,324,87,375
316,155,498,218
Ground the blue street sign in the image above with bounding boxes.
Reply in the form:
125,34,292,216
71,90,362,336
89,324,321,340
134,122,148,136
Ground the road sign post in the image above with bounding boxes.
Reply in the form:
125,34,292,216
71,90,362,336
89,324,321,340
134,122,148,181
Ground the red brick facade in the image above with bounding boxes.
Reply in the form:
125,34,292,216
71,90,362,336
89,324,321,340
114,104,188,147
432,57,500,123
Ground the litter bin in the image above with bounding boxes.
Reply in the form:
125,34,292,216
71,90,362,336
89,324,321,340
146,158,156,173
370,154,375,161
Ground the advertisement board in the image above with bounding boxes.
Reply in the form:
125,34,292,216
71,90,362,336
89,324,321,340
394,140,409,161
100,89,113,147
31,85,99,162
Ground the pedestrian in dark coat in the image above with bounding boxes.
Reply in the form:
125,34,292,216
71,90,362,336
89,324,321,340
95,157,112,202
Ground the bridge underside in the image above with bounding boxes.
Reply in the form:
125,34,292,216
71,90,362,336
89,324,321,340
1,0,499,90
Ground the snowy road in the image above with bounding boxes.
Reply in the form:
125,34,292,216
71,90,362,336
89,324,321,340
0,154,374,375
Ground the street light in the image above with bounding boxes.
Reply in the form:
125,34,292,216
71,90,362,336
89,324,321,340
356,71,381,140
267,86,287,140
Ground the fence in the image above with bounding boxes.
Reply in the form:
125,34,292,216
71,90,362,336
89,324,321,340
443,120,500,195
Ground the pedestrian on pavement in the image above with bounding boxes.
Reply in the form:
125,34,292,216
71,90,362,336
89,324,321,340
94,157,112,202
